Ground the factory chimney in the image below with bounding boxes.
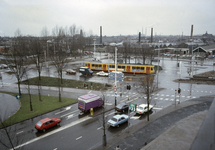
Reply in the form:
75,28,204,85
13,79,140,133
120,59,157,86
100,26,102,44
151,28,153,43
139,32,141,43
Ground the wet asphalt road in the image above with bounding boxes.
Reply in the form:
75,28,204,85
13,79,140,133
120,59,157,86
0,56,215,150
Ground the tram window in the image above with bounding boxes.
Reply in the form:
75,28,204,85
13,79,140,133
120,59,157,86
141,67,144,70
122,66,125,69
111,65,115,68
95,64,98,67
99,65,102,67
85,64,87,66
151,67,153,70
118,66,121,68
132,67,136,69
137,67,140,70
92,64,95,67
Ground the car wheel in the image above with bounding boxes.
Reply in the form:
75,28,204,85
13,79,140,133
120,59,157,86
57,122,60,126
123,110,124,113
43,129,46,132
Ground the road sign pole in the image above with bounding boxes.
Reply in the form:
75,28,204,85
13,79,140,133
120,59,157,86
175,89,177,107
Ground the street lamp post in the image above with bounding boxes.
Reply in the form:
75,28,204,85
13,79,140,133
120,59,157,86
115,47,117,106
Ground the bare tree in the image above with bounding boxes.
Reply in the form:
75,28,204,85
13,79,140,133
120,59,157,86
136,75,156,121
5,35,28,95
0,109,24,150
140,44,150,65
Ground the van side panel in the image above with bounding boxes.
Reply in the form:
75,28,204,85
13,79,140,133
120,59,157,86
85,100,99,112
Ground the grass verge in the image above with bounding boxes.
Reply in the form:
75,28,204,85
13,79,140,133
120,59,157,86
20,76,109,90
0,92,77,127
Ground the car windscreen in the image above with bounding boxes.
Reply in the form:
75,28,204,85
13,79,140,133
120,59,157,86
111,118,117,122
137,106,143,110
117,103,125,108
36,121,43,127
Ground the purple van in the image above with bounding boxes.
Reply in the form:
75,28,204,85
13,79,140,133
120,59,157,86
78,93,104,113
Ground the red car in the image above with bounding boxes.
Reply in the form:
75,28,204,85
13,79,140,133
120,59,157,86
35,118,61,132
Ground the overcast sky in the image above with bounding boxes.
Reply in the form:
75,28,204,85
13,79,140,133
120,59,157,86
0,0,215,37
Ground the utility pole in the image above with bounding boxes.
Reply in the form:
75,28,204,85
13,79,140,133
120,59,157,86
190,25,194,77
115,47,117,106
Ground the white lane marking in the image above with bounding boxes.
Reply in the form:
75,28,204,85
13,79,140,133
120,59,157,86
12,116,91,150
105,103,113,106
97,127,103,130
66,114,74,120
55,106,72,115
153,107,162,110
53,148,57,150
76,136,82,140
16,131,23,135
130,116,140,120
88,90,92,93
60,110,79,118
165,98,169,101
166,95,169,97
106,112,115,117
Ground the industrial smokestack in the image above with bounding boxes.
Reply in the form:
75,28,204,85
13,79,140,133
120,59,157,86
190,25,193,41
100,26,102,44
151,28,153,43
139,32,141,43
145,27,147,37
80,29,82,37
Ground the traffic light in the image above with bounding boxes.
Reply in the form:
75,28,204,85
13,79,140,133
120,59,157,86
127,85,131,90
178,88,181,94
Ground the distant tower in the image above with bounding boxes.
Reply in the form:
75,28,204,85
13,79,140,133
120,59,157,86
145,27,147,37
80,29,82,37
151,28,153,43
190,25,193,41
100,26,102,44
139,32,141,43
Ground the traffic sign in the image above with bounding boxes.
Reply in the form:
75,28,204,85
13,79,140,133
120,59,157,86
129,103,137,112
109,76,124,82
16,94,21,99
109,71,124,78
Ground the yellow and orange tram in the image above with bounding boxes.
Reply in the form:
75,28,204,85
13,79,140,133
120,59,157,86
85,62,155,74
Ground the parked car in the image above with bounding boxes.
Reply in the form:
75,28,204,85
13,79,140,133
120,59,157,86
1,64,8,69
136,104,153,114
115,102,129,113
152,59,159,62
35,118,61,132
79,67,93,75
108,114,129,127
96,71,109,77
92,58,100,61
66,69,76,74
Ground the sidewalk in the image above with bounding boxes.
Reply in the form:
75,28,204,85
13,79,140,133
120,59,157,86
92,97,215,150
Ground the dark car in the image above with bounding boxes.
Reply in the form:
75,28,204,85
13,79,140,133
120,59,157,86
115,102,129,113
